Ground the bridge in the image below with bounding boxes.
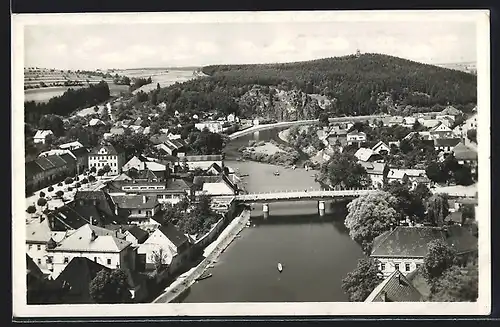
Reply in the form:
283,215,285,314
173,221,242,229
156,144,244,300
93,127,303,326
234,188,377,217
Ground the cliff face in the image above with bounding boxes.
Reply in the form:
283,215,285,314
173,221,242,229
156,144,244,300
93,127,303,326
237,86,322,122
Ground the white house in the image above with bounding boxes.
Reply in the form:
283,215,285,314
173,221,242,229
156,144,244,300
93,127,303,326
388,116,404,126
58,141,84,151
358,161,386,189
137,223,191,272
88,144,125,175
179,155,224,171
371,226,477,277
112,195,162,226
195,121,223,134
465,113,478,130
418,118,441,129
429,122,453,139
33,130,54,144
346,130,367,146
89,118,105,127
371,141,391,155
46,224,136,279
227,113,237,123
402,117,416,128
122,156,167,173
354,148,382,162
122,226,149,246
253,119,260,126
434,138,462,153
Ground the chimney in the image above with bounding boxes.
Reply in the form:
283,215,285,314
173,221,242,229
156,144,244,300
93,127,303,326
397,273,402,285
115,204,118,216
381,291,387,302
143,195,147,204
90,230,97,242
89,216,94,225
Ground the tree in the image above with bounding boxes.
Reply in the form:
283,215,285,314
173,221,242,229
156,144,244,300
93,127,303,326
429,265,478,302
88,175,96,182
102,164,112,176
39,191,46,198
318,152,370,189
89,269,131,304
27,205,36,214
384,181,426,223
318,113,329,127
38,114,65,137
90,166,97,173
55,190,64,198
426,193,449,226
424,239,457,284
344,191,399,253
426,162,447,184
467,129,477,143
97,169,105,176
414,183,432,201
150,248,170,273
37,198,47,207
47,186,54,192
341,258,383,302
454,165,473,186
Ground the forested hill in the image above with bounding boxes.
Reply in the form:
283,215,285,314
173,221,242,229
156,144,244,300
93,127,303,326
199,53,477,116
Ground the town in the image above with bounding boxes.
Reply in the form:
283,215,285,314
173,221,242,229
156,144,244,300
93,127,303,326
23,51,479,304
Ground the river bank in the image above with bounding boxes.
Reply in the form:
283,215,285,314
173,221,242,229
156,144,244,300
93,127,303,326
153,209,251,303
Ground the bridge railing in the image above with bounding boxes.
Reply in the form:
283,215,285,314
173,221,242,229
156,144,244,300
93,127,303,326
238,187,376,197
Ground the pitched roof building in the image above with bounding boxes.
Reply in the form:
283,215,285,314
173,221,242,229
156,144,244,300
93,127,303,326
364,270,423,302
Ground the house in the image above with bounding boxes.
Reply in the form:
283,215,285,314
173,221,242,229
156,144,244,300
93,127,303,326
193,174,238,196
25,154,77,195
364,270,423,302
402,117,416,128
88,118,105,127
404,131,432,141
154,139,186,157
195,121,223,134
325,126,348,146
47,224,136,279
73,190,123,222
388,116,404,126
252,119,260,126
150,134,171,145
354,148,383,163
429,122,453,139
179,155,224,171
452,142,478,173
388,169,430,190
465,113,478,130
137,223,191,273
59,141,83,151
168,133,181,140
123,226,149,245
122,156,168,174
227,113,236,123
27,254,65,304
371,226,477,277
386,169,409,185
418,118,441,129
358,161,386,189
437,116,455,128
434,138,461,153
33,130,54,144
111,195,162,226
88,144,125,175
346,130,366,146
440,105,462,117
371,141,391,155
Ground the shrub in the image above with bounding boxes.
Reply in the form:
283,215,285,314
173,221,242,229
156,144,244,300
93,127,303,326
74,176,79,181
81,178,89,184
26,205,36,214
97,169,105,176
74,182,81,188
55,190,64,197
68,187,73,191
88,175,96,182
37,198,47,207
47,186,54,192
64,177,73,185
39,191,45,198
57,182,63,187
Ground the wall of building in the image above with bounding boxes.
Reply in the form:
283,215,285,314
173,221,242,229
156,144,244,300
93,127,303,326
375,257,424,277
186,160,224,171
27,242,49,272
49,251,124,279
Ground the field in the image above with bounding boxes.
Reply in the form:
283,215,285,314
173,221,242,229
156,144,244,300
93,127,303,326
117,69,201,94
24,84,130,103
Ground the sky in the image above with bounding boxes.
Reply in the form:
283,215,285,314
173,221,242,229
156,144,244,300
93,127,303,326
24,20,477,70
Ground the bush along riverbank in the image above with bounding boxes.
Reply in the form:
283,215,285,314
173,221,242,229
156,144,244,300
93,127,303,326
238,139,300,166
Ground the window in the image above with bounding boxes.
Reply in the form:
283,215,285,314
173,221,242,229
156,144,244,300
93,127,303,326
37,245,41,251
37,258,42,264
405,263,411,272
46,256,53,264
146,210,151,217
107,258,112,265
138,210,142,214
94,257,98,262
380,263,385,271
28,244,32,250
394,263,400,271
64,257,69,264
416,263,422,269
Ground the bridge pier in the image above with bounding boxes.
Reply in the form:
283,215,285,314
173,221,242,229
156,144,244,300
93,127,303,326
318,200,326,217
263,203,269,219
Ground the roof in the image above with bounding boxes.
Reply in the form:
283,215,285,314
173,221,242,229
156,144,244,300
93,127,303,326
354,148,379,162
74,190,118,218
150,134,170,145
89,118,104,126
34,130,53,139
446,225,478,254
358,161,386,175
26,254,44,278
89,144,121,155
207,162,224,174
371,227,446,258
429,122,452,132
158,223,190,248
441,105,462,116
60,153,77,165
365,270,423,302
70,147,89,157
453,142,478,161
193,174,237,192
347,129,366,137
126,226,149,243
109,127,125,135
55,257,111,304
397,169,426,178
183,155,223,162
50,224,131,253
25,154,72,178
445,211,463,224
48,200,116,232
166,178,191,191
434,138,461,147
112,195,159,210
59,141,83,150
372,141,390,152
26,218,52,243
387,169,408,180
389,116,404,124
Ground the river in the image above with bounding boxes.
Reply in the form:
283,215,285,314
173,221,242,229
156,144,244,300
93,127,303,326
179,127,365,303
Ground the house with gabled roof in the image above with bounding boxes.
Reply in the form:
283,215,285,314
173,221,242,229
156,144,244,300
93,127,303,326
364,270,423,302
59,141,84,151
371,141,391,155
371,226,477,277
123,226,149,245
47,224,137,279
358,161,387,189
434,138,461,153
452,142,478,169
429,122,453,139
354,148,383,163
346,130,367,146
88,143,125,175
137,223,191,273
33,130,53,144
122,155,168,174
111,194,162,226
25,154,77,194
179,154,224,171
440,105,462,117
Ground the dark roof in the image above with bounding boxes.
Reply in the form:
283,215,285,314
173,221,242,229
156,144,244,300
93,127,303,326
371,227,446,258
74,190,118,218
70,147,89,157
48,202,102,231
27,155,70,175
365,270,423,302
55,257,111,304
126,226,149,243
446,225,478,254
150,134,170,145
45,155,68,167
26,254,44,277
434,138,461,147
25,160,43,179
445,211,463,224
158,223,189,248
60,153,77,165
207,162,224,174
453,143,478,161
112,195,159,210
165,178,191,191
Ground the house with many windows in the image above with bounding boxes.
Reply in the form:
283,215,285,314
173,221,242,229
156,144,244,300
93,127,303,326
25,154,77,195
33,130,53,144
364,270,423,302
111,194,162,226
88,144,125,175
346,130,367,146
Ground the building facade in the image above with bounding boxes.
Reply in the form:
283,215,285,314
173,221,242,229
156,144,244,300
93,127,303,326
88,144,125,175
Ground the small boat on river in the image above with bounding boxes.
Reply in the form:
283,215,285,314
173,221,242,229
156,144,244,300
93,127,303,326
277,263,283,273
274,171,280,176
196,272,213,281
